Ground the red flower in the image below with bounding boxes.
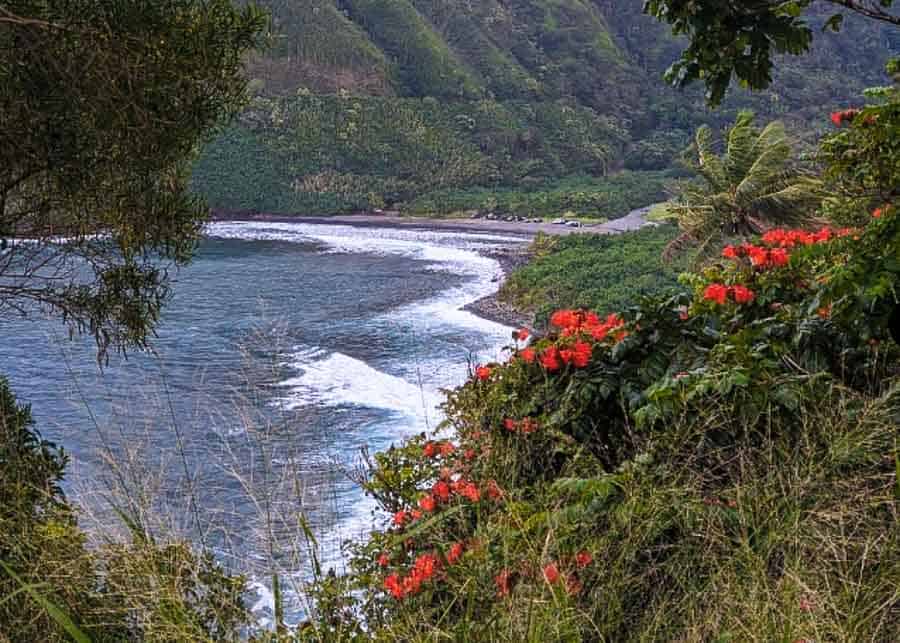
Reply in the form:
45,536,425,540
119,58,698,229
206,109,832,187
703,283,729,305
519,417,539,434
550,309,580,329
543,562,561,584
722,245,738,259
463,448,476,461
730,285,755,304
575,550,593,568
413,553,439,580
566,574,583,596
747,245,769,267
433,480,451,502
516,327,530,341
459,482,481,503
384,573,404,599
572,341,592,368
540,346,562,371
439,441,456,456
377,552,390,567
503,418,518,432
447,542,464,565
475,365,492,381
519,347,536,363
393,511,407,526
769,247,789,267
559,348,574,365
423,441,437,458
410,509,422,521
419,495,437,513
830,108,860,127
495,569,512,597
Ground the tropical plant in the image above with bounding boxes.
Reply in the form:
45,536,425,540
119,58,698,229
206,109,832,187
656,111,823,255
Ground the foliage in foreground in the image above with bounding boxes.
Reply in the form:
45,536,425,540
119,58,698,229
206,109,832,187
0,0,265,359
0,377,250,642
296,205,900,642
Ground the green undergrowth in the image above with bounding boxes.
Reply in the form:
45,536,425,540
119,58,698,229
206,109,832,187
500,225,689,325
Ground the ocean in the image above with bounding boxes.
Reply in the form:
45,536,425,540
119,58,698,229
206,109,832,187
0,221,527,623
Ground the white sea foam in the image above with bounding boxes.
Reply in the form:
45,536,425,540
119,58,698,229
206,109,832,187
207,221,525,622
276,347,443,425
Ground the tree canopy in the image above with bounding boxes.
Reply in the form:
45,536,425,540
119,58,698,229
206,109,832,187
0,1,265,360
643,0,899,105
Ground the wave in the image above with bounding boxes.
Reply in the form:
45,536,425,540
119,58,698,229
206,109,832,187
276,347,443,426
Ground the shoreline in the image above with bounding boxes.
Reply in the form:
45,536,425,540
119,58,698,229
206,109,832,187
210,207,652,239
210,206,654,330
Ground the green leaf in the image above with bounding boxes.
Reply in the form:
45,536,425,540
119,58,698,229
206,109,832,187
0,561,91,643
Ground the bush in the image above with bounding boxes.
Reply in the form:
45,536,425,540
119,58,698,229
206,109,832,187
293,210,900,641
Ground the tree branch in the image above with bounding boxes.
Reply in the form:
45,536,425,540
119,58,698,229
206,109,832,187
824,0,900,26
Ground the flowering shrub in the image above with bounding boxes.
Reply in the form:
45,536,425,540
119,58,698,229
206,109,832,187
299,209,899,640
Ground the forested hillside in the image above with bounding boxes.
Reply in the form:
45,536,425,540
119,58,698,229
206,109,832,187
192,1,899,217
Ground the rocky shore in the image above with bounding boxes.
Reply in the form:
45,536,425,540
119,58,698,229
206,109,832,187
463,244,533,329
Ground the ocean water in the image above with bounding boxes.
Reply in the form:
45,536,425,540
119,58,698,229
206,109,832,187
0,221,526,622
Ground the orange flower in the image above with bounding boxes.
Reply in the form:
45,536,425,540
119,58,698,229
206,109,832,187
495,569,512,597
384,573,404,599
703,283,729,305
575,550,593,568
540,346,562,371
543,562,561,584
572,341,592,368
432,480,451,502
418,495,436,512
769,247,789,267
730,285,755,304
447,542,464,565
722,245,738,259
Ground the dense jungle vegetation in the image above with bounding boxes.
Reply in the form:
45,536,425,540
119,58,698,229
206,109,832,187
191,0,899,218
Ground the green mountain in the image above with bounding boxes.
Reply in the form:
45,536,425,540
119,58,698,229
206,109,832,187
192,1,898,218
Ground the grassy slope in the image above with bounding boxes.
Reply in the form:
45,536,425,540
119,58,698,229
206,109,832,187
500,226,689,323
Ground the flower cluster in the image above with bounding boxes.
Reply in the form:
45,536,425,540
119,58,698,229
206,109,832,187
423,440,456,458
495,551,593,600
722,226,855,270
830,108,860,127
550,310,626,342
703,283,755,305
503,417,539,434
475,365,493,381
383,552,440,599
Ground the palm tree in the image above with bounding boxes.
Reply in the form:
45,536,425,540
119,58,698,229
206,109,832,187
655,111,823,256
